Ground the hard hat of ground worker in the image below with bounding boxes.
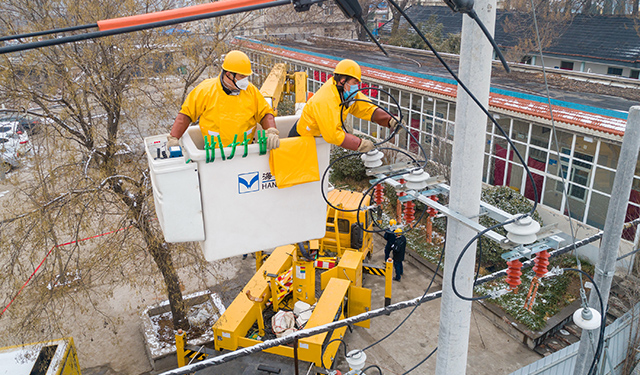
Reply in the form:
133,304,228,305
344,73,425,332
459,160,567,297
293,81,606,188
334,59,361,82
389,219,397,226
222,50,253,76
394,228,403,235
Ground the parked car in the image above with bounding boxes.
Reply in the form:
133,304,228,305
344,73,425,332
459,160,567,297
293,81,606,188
0,113,41,135
0,119,30,149
0,136,22,173
0,119,32,174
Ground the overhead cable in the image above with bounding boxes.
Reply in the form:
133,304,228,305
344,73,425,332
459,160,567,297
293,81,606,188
0,0,291,54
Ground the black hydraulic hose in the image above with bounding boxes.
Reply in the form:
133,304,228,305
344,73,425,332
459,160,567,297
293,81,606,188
0,0,291,55
296,241,315,261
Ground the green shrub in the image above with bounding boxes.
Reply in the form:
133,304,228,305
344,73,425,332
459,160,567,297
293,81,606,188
328,135,374,184
478,186,543,271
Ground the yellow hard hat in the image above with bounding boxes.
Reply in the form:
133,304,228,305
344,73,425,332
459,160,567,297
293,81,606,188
222,50,253,76
389,219,397,226
334,59,361,82
394,228,403,234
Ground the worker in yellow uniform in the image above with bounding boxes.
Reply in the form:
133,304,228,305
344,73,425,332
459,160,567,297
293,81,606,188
167,50,280,150
288,59,399,152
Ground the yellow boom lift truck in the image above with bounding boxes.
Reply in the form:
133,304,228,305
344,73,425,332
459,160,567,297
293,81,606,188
145,63,394,374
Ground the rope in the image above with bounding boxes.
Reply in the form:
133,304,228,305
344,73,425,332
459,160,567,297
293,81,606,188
0,224,135,318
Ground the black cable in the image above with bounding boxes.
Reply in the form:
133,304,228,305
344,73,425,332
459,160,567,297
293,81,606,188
466,9,510,73
354,167,430,236
451,218,517,301
320,338,348,370
362,364,384,374
154,226,611,375
0,23,98,42
339,86,403,147
474,236,483,284
361,218,446,352
401,346,437,374
355,17,389,57
0,0,292,55
322,84,433,235
320,84,429,223
563,268,606,375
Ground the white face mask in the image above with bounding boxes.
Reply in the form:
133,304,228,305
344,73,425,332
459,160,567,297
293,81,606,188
235,77,250,90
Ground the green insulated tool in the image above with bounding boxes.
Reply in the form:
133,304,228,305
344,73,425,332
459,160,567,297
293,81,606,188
257,129,267,155
217,134,226,161
227,134,239,160
242,133,250,158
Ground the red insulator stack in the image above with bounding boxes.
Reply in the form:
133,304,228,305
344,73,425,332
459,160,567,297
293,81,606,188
373,184,384,205
425,196,438,244
506,259,523,292
532,250,550,278
404,200,415,224
426,196,439,220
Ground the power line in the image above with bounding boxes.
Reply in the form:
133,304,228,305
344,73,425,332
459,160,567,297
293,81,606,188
0,0,291,55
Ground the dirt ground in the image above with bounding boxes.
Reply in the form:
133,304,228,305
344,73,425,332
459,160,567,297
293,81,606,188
1,253,246,375
0,168,250,374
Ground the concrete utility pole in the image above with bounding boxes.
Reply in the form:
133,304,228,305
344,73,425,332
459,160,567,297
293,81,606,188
573,106,640,374
435,0,497,374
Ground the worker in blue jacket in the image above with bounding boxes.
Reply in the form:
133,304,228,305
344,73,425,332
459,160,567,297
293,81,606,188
383,219,398,262
391,228,406,282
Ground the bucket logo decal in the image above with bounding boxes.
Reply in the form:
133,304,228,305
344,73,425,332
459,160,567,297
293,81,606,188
238,172,260,194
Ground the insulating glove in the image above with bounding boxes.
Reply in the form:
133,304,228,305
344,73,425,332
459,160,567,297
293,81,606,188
357,139,375,153
166,135,180,149
266,128,280,150
389,117,401,131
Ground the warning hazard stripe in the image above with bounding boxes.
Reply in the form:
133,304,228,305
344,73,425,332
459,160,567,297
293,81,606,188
363,266,386,276
314,260,336,269
185,350,207,361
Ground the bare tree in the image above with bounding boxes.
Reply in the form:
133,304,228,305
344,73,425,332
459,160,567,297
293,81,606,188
501,0,572,63
390,0,411,37
0,0,244,337
356,0,381,41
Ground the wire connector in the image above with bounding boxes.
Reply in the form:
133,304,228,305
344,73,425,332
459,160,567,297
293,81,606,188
543,266,564,278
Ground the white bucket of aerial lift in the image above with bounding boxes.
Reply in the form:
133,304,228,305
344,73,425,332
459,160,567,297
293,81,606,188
181,115,330,262
145,134,206,243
